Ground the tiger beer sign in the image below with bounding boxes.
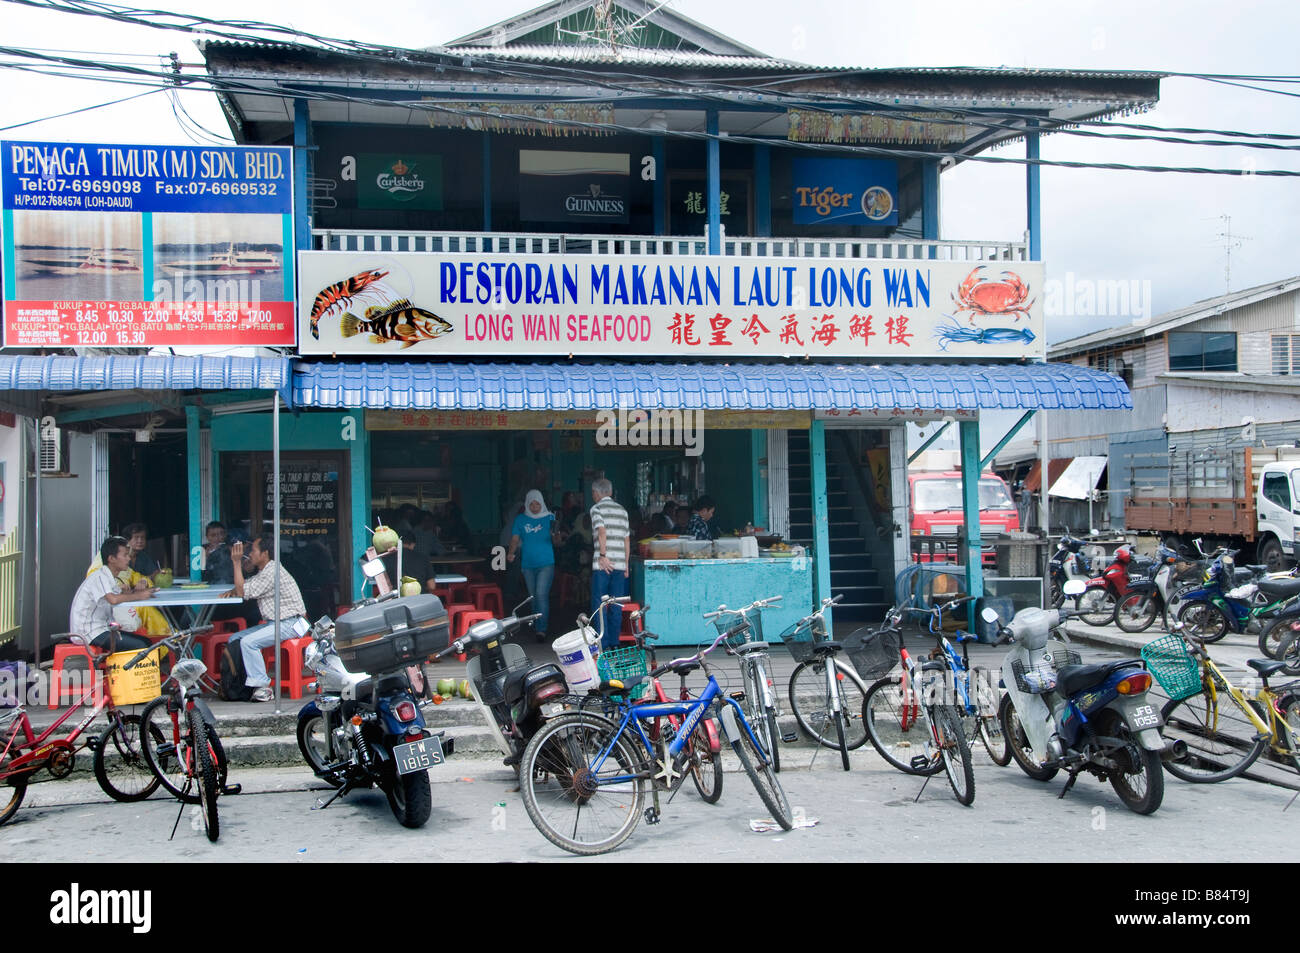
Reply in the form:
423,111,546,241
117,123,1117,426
298,250,1044,360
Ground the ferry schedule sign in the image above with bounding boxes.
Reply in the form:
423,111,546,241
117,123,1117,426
299,251,1045,360
1,140,295,348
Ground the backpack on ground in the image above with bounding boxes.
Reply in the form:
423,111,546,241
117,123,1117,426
219,643,255,702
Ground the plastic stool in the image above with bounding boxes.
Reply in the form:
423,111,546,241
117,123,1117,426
456,609,494,639
259,635,318,700
468,584,504,617
49,638,105,708
202,632,234,683
619,602,641,645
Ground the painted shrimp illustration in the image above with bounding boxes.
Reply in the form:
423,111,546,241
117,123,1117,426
309,268,390,339
950,266,1034,323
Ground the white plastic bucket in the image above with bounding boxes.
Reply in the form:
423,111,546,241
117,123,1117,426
553,626,600,693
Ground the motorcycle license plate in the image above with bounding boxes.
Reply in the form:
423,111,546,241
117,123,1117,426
393,736,445,775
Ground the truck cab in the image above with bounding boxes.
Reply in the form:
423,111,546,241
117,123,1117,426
1256,462,1300,569
908,471,1021,564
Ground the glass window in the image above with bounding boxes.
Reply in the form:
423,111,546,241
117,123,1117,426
1272,335,1300,375
1168,331,1237,372
913,477,1014,511
1263,472,1291,509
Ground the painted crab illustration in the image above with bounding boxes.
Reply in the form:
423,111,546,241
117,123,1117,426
951,266,1034,323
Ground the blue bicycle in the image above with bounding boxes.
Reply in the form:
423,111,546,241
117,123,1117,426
519,601,793,855
922,595,1010,768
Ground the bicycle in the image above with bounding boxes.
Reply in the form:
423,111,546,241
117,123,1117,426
919,595,1010,766
708,596,786,774
519,609,793,855
1144,626,1300,787
783,595,869,770
0,627,162,825
126,627,237,842
591,598,723,803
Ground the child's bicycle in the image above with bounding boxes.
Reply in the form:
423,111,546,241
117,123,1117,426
519,602,793,855
0,627,162,825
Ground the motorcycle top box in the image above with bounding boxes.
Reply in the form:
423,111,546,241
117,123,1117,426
333,594,450,674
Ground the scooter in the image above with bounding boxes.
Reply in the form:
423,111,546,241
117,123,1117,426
1077,544,1138,627
1047,533,1093,608
296,554,453,829
1174,546,1300,644
1113,544,1183,633
434,598,572,773
993,580,1182,815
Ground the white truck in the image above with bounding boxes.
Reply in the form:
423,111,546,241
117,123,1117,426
1124,446,1300,570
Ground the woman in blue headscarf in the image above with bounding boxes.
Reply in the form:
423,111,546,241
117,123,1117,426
507,490,558,642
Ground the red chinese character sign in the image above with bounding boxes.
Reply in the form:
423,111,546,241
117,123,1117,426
298,252,1044,360
1,140,295,348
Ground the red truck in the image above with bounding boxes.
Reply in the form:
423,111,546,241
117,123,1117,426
909,471,1021,564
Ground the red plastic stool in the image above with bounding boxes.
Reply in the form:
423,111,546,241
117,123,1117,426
468,584,504,617
49,638,106,708
260,635,317,700
441,603,476,662
619,602,642,646
202,632,234,684
456,609,494,639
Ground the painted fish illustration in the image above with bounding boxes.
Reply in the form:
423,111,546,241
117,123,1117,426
309,268,389,339
340,299,454,348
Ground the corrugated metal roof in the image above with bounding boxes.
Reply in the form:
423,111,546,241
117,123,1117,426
440,44,803,69
293,361,1131,412
0,355,292,394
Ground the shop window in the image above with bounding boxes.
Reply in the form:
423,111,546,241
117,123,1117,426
1272,334,1300,375
1167,331,1236,372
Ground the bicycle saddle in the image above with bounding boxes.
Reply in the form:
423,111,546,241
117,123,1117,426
1248,658,1288,678
810,641,842,656
731,641,770,656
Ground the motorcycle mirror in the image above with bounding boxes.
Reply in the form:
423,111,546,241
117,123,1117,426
980,607,1001,623
1063,579,1086,596
361,557,387,579
511,596,534,617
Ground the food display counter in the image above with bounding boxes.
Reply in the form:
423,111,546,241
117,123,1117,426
631,553,814,646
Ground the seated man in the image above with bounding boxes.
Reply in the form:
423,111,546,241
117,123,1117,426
229,534,307,702
69,536,156,653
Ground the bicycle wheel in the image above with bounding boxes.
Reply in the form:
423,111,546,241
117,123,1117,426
862,675,943,776
686,721,722,804
764,708,782,774
1078,588,1117,627
1259,616,1298,660
728,708,792,830
978,712,1011,766
142,696,228,803
1160,688,1267,782
789,658,868,750
1176,601,1230,644
1278,629,1300,676
519,712,644,856
933,705,975,805
0,774,27,827
92,713,162,802
188,709,220,842
1000,694,1058,782
1115,592,1158,634
742,659,780,774
1275,693,1300,774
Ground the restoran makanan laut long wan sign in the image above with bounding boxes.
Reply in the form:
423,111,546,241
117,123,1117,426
298,251,1044,360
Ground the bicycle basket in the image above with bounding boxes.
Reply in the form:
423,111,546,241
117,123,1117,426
595,645,650,701
1139,634,1201,701
479,658,534,707
778,617,822,663
712,609,763,650
844,627,901,681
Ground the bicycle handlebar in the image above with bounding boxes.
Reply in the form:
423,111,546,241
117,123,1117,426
122,624,213,670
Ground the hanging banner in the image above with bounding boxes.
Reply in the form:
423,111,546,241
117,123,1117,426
357,154,443,210
299,250,1044,360
1,140,295,347
519,150,629,224
792,158,898,227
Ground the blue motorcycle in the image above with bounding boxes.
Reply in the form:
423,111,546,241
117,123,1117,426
1173,548,1300,645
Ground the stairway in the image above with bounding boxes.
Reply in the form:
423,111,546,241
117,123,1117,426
787,431,890,623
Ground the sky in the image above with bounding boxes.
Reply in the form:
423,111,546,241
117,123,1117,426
1,0,1299,346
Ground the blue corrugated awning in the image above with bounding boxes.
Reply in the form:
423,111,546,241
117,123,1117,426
0,355,292,393
293,361,1131,412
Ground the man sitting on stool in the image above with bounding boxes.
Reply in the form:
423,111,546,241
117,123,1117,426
229,535,307,703
69,536,157,653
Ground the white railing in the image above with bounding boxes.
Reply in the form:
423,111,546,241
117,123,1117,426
312,229,1030,262
0,535,20,645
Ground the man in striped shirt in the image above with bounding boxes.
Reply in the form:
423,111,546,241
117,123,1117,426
589,478,631,651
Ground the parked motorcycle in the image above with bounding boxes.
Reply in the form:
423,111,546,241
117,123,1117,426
1047,533,1093,608
1113,544,1184,633
433,598,572,774
993,581,1181,815
297,577,453,829
1173,546,1300,645
1077,544,1138,626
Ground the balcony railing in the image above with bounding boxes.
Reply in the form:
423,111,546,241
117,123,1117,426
312,229,1030,262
